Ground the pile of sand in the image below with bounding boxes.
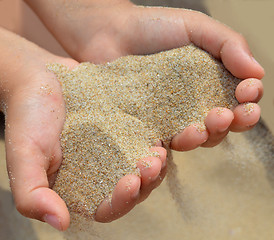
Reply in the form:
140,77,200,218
49,44,240,222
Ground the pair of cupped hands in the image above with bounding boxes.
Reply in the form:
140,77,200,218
1,0,264,231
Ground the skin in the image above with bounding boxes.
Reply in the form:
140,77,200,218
0,27,167,230
3,0,264,231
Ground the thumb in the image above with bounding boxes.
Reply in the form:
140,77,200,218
4,86,70,231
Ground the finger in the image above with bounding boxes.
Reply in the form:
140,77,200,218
170,124,208,151
130,7,264,80
182,11,265,80
5,138,69,231
4,68,70,230
95,175,140,223
150,146,167,166
230,103,261,132
136,147,167,203
137,158,167,204
235,78,264,103
154,161,167,189
201,108,233,148
149,147,167,186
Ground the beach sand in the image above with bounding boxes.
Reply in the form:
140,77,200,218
0,0,273,240
49,45,240,220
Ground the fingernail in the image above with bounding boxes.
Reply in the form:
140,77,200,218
154,140,163,147
246,80,259,100
201,138,208,144
216,107,225,116
131,189,140,199
251,56,260,66
243,103,255,115
125,178,132,192
219,127,230,133
149,149,166,169
149,149,160,158
43,214,62,231
161,157,166,169
193,124,206,133
246,79,256,87
254,89,259,100
141,159,153,169
126,178,140,199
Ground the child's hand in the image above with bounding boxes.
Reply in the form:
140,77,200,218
1,27,167,230
25,0,264,150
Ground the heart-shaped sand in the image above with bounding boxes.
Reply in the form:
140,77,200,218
49,45,241,218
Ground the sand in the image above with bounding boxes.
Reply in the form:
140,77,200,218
1,1,274,240
48,44,241,221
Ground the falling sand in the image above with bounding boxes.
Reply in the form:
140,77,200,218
48,45,241,226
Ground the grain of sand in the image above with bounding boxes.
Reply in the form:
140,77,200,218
48,45,241,223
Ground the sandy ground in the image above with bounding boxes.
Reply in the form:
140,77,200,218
0,0,273,239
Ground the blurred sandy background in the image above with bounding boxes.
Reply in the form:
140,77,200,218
0,0,273,239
